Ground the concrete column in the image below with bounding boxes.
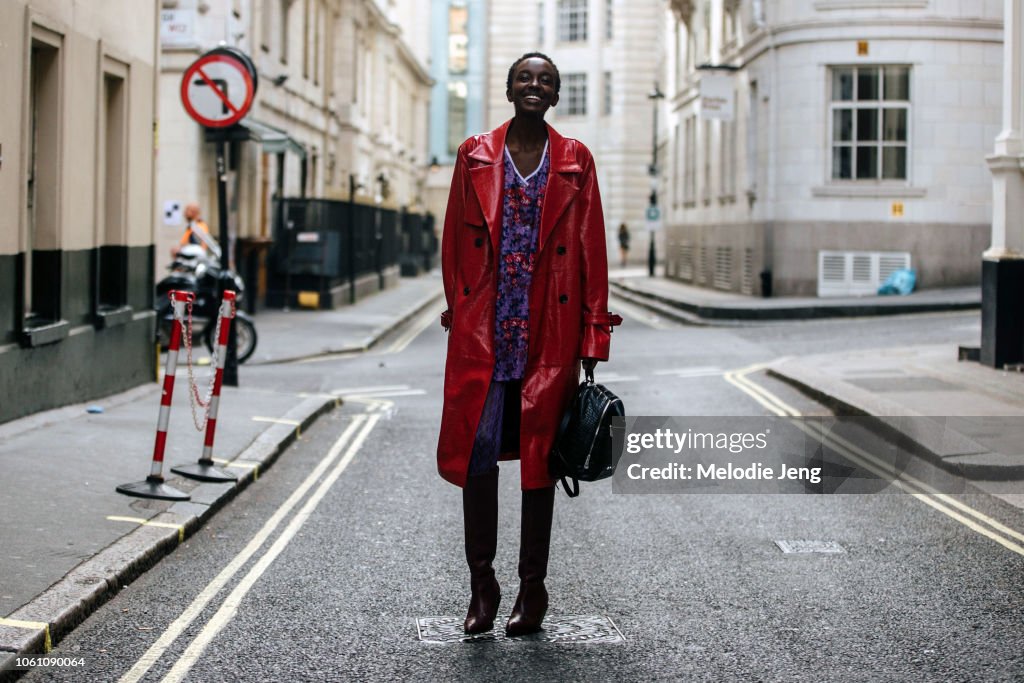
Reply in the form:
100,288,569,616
981,0,1024,367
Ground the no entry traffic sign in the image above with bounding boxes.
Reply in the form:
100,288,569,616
180,50,255,128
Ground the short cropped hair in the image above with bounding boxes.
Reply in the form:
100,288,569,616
506,52,561,94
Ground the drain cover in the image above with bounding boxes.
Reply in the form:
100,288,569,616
775,540,846,554
416,615,625,644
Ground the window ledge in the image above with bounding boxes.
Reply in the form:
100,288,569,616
95,305,134,330
21,320,70,348
811,184,926,198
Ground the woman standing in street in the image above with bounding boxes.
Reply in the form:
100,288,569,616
437,52,620,636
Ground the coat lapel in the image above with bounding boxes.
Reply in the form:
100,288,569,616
465,120,583,256
538,124,582,253
467,120,510,255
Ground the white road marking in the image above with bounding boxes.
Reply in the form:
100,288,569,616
608,294,677,330
329,384,410,395
653,366,724,378
726,362,1024,558
159,413,380,682
593,373,641,383
119,415,368,683
383,306,439,354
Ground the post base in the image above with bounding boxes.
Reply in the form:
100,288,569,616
171,460,238,483
116,475,191,501
981,257,1024,368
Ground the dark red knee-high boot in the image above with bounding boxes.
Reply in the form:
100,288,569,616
505,486,555,636
463,468,500,633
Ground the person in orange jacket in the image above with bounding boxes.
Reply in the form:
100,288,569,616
171,203,215,258
437,52,621,637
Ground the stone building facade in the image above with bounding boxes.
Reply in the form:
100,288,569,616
663,0,1001,296
157,0,433,293
428,0,665,263
0,1,159,423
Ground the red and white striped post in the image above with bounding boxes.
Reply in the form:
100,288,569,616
173,290,239,483
116,290,193,501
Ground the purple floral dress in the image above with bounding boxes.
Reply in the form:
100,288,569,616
468,142,550,475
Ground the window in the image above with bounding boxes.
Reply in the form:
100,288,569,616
564,72,587,115
449,5,468,74
603,71,611,115
830,65,910,180
447,81,467,156
719,118,736,199
605,0,613,40
98,63,129,312
673,122,681,207
302,0,310,79
702,119,712,204
538,2,544,44
25,32,63,327
280,0,291,64
684,115,696,204
261,0,272,52
558,0,587,42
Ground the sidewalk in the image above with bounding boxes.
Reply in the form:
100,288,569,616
250,274,444,364
609,270,1023,482
0,274,443,672
609,269,980,323
769,346,1024,480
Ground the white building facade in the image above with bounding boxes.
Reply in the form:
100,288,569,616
482,0,666,263
157,0,433,300
0,0,159,423
663,0,1002,296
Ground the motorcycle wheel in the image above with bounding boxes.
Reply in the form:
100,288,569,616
204,311,258,364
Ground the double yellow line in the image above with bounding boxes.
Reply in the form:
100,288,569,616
725,362,1024,557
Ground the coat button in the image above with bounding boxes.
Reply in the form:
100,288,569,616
556,245,566,255
559,294,568,303
463,287,471,296
474,237,484,248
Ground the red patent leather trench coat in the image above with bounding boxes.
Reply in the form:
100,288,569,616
436,120,620,489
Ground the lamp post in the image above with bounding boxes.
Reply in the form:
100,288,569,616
348,174,364,304
647,82,665,277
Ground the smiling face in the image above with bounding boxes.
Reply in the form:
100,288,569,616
507,57,559,117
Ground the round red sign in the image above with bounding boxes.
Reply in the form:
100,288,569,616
180,52,255,128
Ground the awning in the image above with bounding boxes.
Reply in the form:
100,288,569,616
204,117,307,159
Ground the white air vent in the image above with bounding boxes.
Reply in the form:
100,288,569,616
714,247,732,290
679,243,694,281
699,246,710,284
741,248,754,295
818,250,911,297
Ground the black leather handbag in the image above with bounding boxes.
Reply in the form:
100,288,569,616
550,367,625,497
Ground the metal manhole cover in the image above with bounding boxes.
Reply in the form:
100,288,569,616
416,615,625,644
775,540,846,554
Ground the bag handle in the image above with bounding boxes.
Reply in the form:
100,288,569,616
559,475,580,498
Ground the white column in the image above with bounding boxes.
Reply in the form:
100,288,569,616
986,0,1024,259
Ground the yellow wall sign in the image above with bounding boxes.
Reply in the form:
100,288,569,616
891,201,905,218
858,41,869,56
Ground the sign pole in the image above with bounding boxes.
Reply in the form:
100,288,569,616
214,134,240,387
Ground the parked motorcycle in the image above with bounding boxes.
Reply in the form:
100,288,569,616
155,245,258,363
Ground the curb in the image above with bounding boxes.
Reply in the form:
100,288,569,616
609,285,710,327
766,362,1024,481
250,287,445,365
611,280,981,322
0,395,338,681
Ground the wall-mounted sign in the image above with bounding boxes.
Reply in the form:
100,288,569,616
180,50,256,128
700,73,735,121
160,10,195,47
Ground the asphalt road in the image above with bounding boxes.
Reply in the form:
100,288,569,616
22,303,1024,681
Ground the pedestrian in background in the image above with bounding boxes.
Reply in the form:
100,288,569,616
618,222,631,268
171,203,214,258
437,52,621,636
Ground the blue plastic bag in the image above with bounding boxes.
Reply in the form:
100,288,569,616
877,268,916,296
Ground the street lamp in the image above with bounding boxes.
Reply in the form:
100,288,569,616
647,82,666,277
